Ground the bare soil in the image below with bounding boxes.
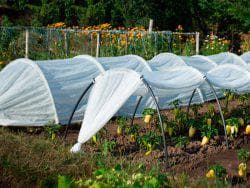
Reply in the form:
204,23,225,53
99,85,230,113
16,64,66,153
63,98,250,185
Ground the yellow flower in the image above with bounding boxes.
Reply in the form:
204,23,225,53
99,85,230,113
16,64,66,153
177,25,183,31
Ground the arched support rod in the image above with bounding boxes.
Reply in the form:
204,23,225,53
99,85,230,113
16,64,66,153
130,96,143,127
204,78,229,149
141,78,168,160
186,88,197,120
63,81,95,140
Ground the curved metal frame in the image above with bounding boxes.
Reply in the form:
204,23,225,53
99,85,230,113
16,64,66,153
186,88,197,119
186,79,229,148
63,81,95,140
141,78,168,160
64,77,168,159
130,96,143,127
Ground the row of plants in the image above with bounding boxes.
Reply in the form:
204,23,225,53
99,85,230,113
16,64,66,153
0,22,237,66
57,152,249,188
41,93,249,156
1,93,249,187
76,94,249,159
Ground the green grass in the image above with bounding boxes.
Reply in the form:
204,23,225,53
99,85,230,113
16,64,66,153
0,127,243,188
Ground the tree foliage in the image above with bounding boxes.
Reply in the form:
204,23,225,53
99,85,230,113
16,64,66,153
0,0,249,35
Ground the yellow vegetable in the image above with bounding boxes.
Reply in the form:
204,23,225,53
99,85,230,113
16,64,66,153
233,126,238,134
226,125,231,135
239,118,244,126
206,169,215,178
230,126,235,135
207,118,212,126
239,163,247,171
228,93,234,101
189,126,196,138
51,133,56,140
92,135,97,144
145,149,152,156
129,134,136,143
163,122,167,133
117,126,122,135
201,136,209,146
168,127,173,137
246,125,250,134
144,114,152,123
238,169,245,177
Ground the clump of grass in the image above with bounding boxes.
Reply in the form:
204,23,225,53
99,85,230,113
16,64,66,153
0,128,102,186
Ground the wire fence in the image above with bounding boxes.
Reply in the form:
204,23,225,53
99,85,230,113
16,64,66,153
0,27,199,61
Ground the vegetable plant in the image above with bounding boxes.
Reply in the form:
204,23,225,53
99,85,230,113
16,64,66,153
237,149,250,162
116,116,128,135
101,139,117,156
137,131,162,155
223,89,234,114
200,124,218,145
208,164,227,179
58,175,72,188
187,118,199,138
44,121,61,140
142,108,156,123
190,104,202,118
125,124,139,143
239,94,249,105
173,136,189,147
225,117,240,137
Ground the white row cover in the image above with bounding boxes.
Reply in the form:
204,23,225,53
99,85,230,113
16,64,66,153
0,52,249,126
71,63,250,152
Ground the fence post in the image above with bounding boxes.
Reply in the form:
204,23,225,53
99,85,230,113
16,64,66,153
64,30,69,57
25,29,29,58
96,31,101,57
148,19,153,33
195,32,200,55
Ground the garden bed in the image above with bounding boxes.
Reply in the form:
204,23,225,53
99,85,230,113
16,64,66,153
0,97,249,187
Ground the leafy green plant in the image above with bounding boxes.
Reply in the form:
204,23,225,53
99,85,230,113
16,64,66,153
208,164,227,179
223,90,234,113
239,94,249,105
201,125,218,139
226,117,240,137
191,104,202,118
170,99,181,108
101,140,117,156
237,149,250,162
173,136,189,147
75,164,170,187
44,121,61,140
58,175,72,188
137,132,162,155
142,108,156,117
116,116,128,135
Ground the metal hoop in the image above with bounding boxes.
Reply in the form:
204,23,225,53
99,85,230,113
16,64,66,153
204,78,229,149
130,96,143,126
63,81,94,140
141,78,168,160
186,81,228,148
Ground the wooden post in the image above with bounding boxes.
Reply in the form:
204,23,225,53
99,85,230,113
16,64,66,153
148,19,153,33
195,32,200,55
64,31,69,57
96,31,101,57
25,29,29,58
